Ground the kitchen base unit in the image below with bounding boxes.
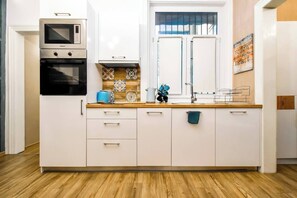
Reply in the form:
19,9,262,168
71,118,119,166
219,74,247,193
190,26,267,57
216,109,261,166
86,108,137,167
41,103,263,172
172,109,216,166
40,96,87,167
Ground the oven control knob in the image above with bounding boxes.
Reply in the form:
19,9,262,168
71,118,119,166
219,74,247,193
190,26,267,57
68,52,72,56
53,52,58,56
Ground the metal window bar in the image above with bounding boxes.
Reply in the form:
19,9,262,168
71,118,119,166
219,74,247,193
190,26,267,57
156,12,218,35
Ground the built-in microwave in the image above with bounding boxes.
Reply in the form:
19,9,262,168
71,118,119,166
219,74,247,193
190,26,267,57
40,19,86,49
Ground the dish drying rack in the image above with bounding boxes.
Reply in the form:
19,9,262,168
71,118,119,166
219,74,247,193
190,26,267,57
213,86,251,103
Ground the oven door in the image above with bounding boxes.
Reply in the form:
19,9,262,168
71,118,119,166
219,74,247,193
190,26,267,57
40,59,87,95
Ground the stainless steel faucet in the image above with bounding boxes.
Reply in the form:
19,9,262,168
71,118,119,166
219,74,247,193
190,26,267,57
185,83,197,103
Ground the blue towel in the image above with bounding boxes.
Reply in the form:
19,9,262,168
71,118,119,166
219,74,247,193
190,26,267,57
187,111,201,124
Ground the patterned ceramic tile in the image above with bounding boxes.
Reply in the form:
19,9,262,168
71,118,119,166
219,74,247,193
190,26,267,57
102,68,114,80
114,80,126,92
126,91,137,102
126,68,138,80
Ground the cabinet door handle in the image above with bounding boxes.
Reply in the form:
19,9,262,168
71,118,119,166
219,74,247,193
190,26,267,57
104,111,120,115
112,56,126,59
104,143,120,146
229,111,247,114
54,13,71,16
147,112,163,115
80,100,83,115
104,123,120,126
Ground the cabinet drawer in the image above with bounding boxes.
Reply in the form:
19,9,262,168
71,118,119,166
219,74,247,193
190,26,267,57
87,109,136,119
87,140,136,166
87,120,136,139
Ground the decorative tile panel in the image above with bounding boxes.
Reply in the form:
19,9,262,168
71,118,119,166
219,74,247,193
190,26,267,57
126,68,138,80
102,68,114,80
114,80,126,92
126,91,137,102
101,66,141,102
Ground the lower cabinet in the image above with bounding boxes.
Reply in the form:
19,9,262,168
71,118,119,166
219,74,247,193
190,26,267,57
40,96,87,167
87,140,136,166
216,109,261,166
84,107,261,168
86,108,137,166
172,109,215,166
137,108,172,166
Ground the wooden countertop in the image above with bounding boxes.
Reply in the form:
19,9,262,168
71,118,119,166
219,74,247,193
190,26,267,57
86,102,263,109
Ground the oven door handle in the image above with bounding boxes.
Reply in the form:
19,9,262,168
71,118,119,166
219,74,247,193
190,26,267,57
40,59,85,64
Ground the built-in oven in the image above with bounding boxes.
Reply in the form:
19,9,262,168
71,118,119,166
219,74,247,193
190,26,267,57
40,49,87,95
40,19,86,49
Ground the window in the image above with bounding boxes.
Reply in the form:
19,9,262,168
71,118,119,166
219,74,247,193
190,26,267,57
155,12,218,35
0,0,6,152
152,11,219,100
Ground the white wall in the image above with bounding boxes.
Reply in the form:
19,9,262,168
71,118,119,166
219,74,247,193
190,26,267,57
7,0,39,26
5,0,39,153
25,35,40,147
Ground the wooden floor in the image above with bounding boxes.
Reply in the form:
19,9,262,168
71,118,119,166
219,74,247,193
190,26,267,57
1,144,297,198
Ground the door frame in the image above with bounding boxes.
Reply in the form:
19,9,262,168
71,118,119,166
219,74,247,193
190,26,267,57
5,26,39,154
254,0,286,173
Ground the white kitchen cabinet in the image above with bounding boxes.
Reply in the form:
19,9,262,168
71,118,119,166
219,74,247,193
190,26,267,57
40,96,86,167
98,11,139,63
86,108,137,166
87,108,136,119
87,119,136,139
40,0,88,19
137,108,171,166
87,140,136,166
172,109,215,166
216,109,261,166
277,110,297,158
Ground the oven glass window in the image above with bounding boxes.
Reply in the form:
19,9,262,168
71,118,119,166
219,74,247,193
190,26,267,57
45,24,74,44
49,66,79,85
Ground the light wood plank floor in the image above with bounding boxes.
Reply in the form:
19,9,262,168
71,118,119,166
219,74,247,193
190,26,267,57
1,144,297,198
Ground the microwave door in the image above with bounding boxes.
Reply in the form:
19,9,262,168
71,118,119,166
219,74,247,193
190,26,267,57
45,24,74,44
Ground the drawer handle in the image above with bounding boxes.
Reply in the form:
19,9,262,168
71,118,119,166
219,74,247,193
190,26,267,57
104,123,120,126
104,143,120,146
147,112,163,115
104,111,120,115
54,13,71,16
112,56,126,59
230,111,247,114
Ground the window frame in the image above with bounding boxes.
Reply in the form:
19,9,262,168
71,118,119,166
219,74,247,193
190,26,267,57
150,5,224,101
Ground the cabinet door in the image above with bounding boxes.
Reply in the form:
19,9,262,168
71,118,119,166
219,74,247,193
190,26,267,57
216,109,261,166
98,11,139,61
40,96,86,167
137,108,171,166
172,109,215,166
40,0,87,19
277,110,297,158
